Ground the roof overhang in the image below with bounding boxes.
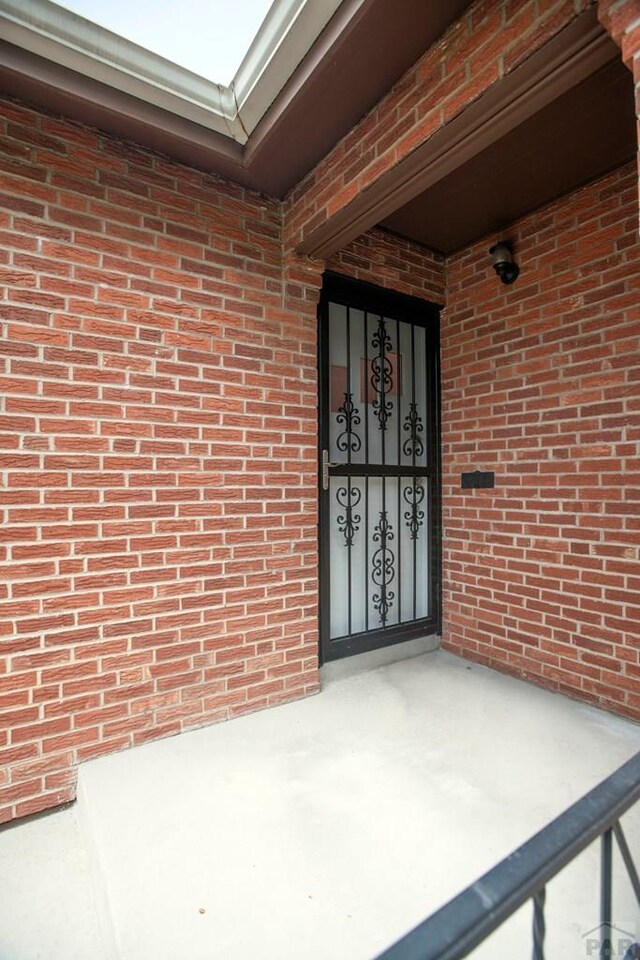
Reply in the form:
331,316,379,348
0,0,474,197
0,0,634,253
0,0,344,144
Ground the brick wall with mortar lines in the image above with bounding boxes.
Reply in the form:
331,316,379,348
442,162,640,720
598,0,640,72
0,97,322,823
284,0,594,250
326,227,446,305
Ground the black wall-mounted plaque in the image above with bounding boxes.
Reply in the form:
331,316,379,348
461,471,495,489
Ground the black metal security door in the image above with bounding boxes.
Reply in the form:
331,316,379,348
319,273,441,663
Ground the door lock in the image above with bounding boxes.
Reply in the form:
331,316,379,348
322,449,342,490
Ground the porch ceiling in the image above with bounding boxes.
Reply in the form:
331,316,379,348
380,56,637,255
298,8,638,260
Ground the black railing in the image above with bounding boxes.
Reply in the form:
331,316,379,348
376,750,640,960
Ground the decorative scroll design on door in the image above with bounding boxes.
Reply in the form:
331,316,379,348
402,402,424,458
336,483,361,547
335,393,362,453
372,509,395,625
323,286,439,651
371,317,393,432
403,481,425,540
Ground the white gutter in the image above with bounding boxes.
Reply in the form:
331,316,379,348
0,0,343,145
230,0,342,133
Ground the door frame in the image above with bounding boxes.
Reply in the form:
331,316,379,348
318,271,442,664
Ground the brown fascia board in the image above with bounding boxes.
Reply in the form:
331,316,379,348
297,7,619,260
243,0,373,186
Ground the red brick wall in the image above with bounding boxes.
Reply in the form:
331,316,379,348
285,0,593,250
442,162,640,720
0,97,322,823
326,227,445,304
599,0,640,70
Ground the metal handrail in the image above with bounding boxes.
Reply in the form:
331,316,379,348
376,750,640,960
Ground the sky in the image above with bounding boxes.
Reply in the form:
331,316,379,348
55,0,274,85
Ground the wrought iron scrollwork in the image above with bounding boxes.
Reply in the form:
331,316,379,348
371,317,393,432
372,509,395,625
403,482,425,541
335,392,362,453
402,402,424,458
336,484,361,547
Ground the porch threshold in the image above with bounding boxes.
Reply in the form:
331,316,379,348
321,633,440,683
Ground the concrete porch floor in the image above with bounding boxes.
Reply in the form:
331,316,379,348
1,647,639,960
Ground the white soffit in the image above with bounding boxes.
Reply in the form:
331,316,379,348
0,0,344,145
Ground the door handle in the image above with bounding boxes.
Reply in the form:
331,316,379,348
322,449,343,490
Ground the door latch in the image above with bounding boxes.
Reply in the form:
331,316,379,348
322,449,341,490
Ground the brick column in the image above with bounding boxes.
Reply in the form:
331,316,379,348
279,249,325,701
598,0,640,224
